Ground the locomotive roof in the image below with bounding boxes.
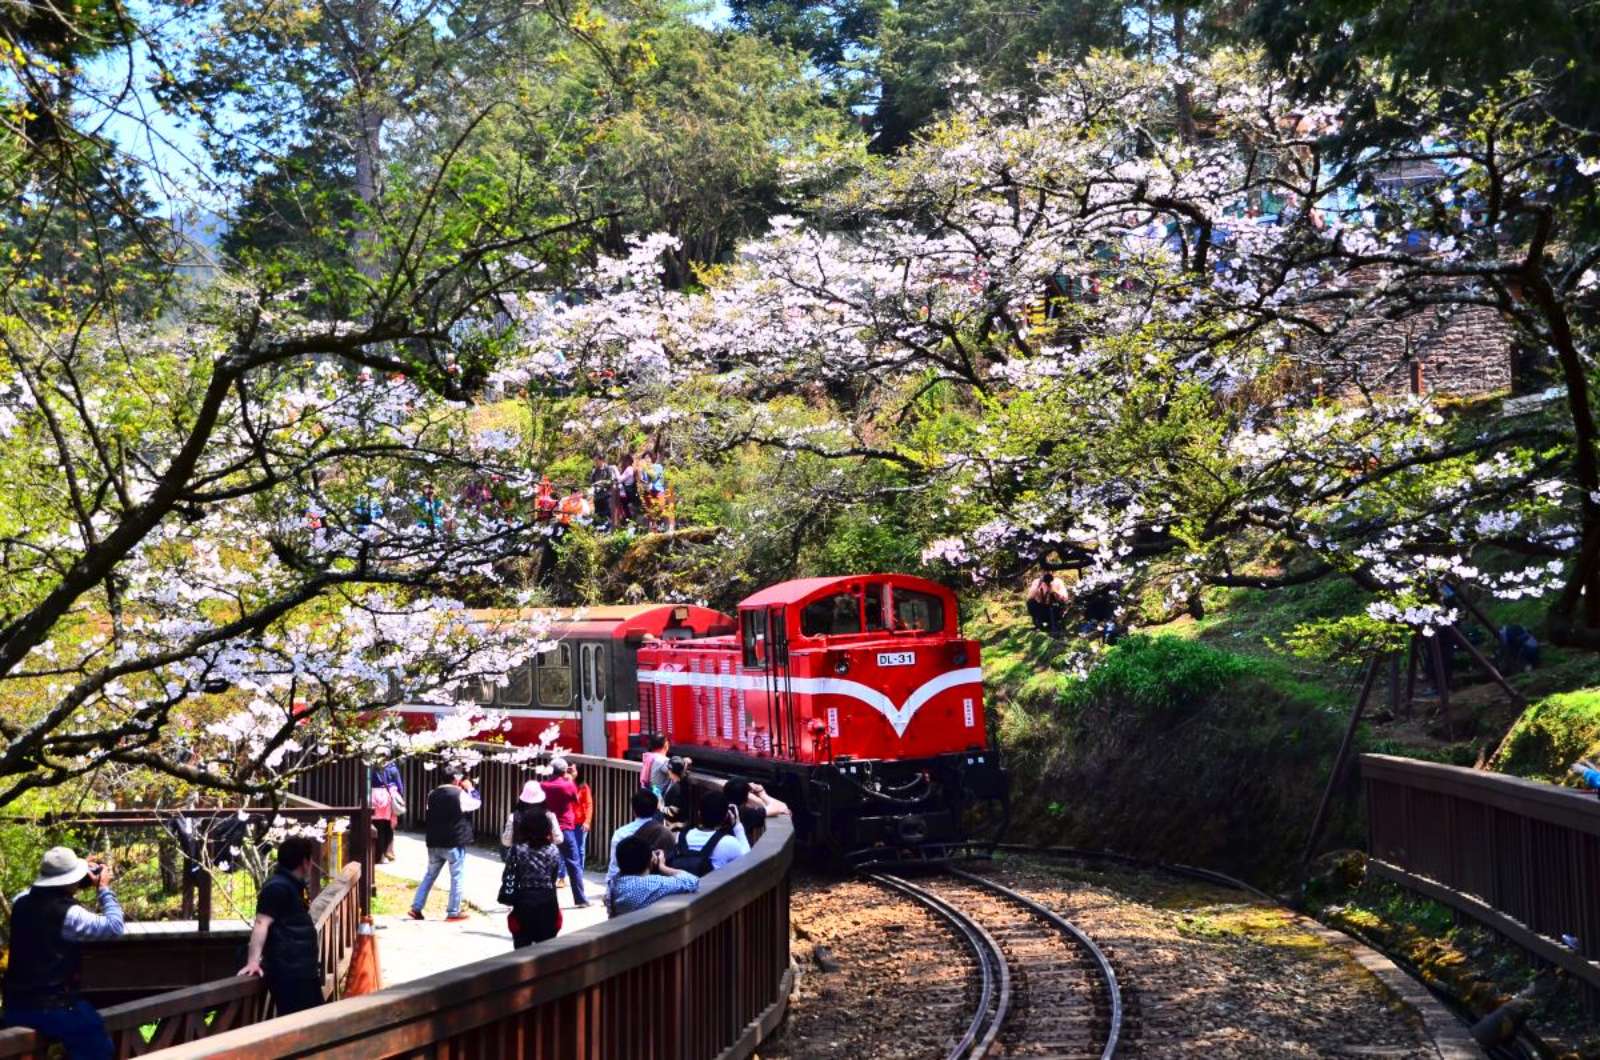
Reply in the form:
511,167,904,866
464,604,733,638
737,573,954,610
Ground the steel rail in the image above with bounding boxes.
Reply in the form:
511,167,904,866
868,872,1010,1060
949,866,1123,1060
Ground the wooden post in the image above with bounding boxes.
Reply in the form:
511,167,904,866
1429,632,1451,716
1445,625,1525,707
1302,654,1382,870
1450,580,1501,643
1388,653,1401,716
198,871,212,933
1403,636,1419,718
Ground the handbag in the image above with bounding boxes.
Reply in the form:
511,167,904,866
498,860,517,905
389,786,406,817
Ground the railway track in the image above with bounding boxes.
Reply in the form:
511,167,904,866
866,868,1122,1060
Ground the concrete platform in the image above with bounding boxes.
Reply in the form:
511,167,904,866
371,830,608,987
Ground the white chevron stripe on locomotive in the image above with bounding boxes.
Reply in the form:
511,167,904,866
636,666,983,738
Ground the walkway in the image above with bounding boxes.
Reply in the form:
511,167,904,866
371,830,608,987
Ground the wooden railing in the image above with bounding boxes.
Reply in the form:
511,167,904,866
0,863,364,1059
293,747,647,870
1362,753,1600,1000
147,811,793,1058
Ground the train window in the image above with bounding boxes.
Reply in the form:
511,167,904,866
741,613,765,668
470,676,496,705
892,589,945,634
498,661,533,707
536,643,572,708
592,643,607,700
580,644,593,700
800,591,862,637
865,584,889,632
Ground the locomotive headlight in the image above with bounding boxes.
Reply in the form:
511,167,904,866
947,643,969,666
833,654,850,675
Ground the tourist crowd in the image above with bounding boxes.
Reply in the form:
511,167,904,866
373,448,678,541
0,743,782,1057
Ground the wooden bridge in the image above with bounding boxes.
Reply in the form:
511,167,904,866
1363,753,1600,1006
0,754,793,1058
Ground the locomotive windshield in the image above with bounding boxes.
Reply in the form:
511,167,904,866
800,591,863,636
892,589,945,633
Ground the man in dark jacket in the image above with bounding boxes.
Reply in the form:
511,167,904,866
238,836,323,1016
408,774,479,922
2,846,123,1059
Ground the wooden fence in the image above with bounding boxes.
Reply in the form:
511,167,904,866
145,812,794,1057
292,748,648,871
0,862,364,1059
1362,753,1600,999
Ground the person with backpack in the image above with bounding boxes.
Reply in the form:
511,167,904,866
669,793,749,875
606,836,698,918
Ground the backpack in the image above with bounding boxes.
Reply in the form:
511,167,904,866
666,824,733,877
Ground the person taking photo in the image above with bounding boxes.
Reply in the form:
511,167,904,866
2,846,124,1059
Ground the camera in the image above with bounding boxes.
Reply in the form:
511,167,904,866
86,862,103,883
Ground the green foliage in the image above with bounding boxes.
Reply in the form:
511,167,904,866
980,621,1352,884
1490,690,1600,781
1279,614,1410,666
553,526,604,604
1062,635,1257,715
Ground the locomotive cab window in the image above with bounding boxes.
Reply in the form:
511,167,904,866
536,643,572,707
892,589,945,634
741,612,765,668
499,661,534,707
800,590,862,637
865,584,889,632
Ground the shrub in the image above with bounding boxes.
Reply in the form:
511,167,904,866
1061,634,1256,715
1490,689,1600,781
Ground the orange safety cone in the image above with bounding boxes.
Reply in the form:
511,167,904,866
343,915,381,996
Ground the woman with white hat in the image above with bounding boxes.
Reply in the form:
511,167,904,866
500,779,560,860
1,846,123,1058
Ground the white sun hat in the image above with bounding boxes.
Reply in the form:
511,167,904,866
33,846,90,888
518,780,546,804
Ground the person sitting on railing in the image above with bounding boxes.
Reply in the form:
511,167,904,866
721,779,790,846
640,733,672,795
606,789,678,888
661,758,691,825
238,836,324,1017
668,795,749,875
1569,757,1600,792
500,780,560,861
606,836,698,918
501,808,563,949
2,847,123,1060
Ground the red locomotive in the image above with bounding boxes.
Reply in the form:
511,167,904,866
394,575,1008,861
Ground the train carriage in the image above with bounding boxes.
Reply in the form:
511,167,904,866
394,605,733,756
393,576,1007,863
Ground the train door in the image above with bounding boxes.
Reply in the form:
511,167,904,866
764,607,795,757
578,641,609,755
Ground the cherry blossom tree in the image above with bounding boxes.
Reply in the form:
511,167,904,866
500,51,1591,651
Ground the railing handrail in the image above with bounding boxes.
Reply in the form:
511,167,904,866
150,812,794,1057
0,862,366,1059
309,862,361,929
1362,753,1600,837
